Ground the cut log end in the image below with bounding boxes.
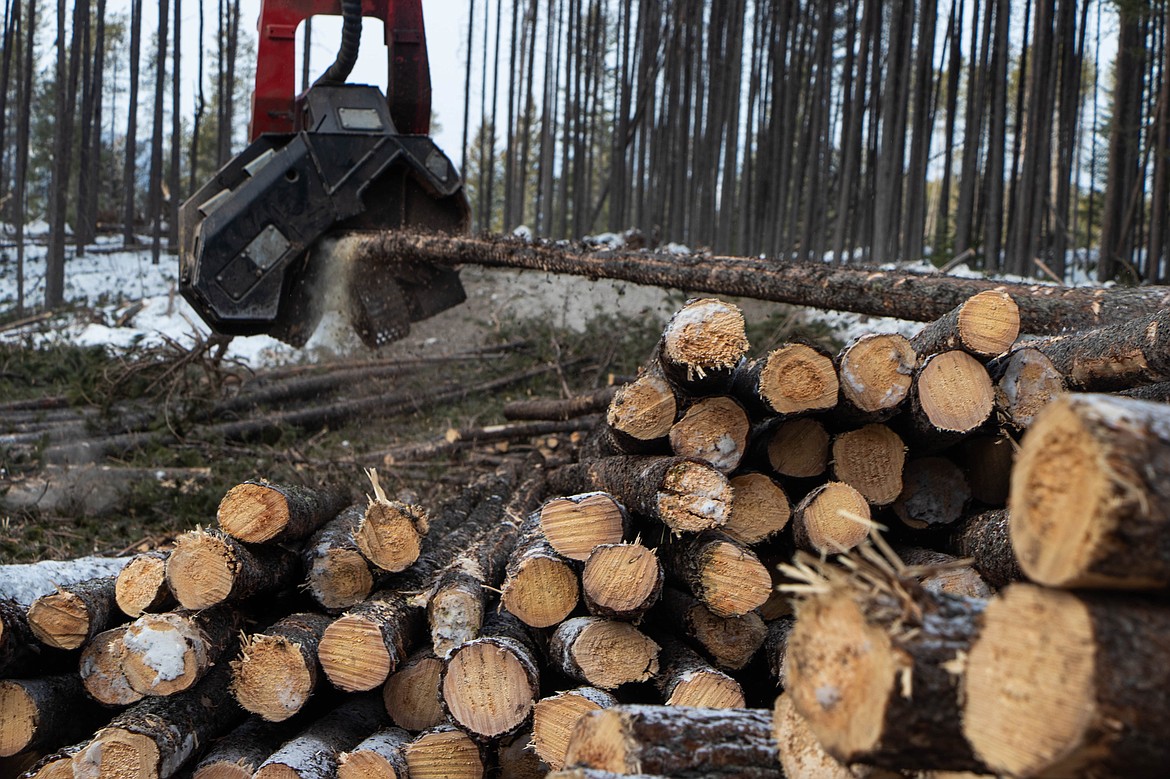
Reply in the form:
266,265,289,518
26,590,91,650
167,529,237,610
384,654,445,732
794,482,872,554
338,750,404,779
582,543,661,619
787,591,894,761
767,417,830,479
319,616,393,692
230,634,315,721
194,763,257,779
840,334,917,413
665,670,745,709
532,690,616,770
995,348,1065,429
656,460,731,533
443,639,537,738
115,554,170,617
661,298,749,377
606,374,676,442
122,613,205,696
759,343,839,414
669,396,750,473
217,482,293,543
501,556,580,628
404,729,483,779
355,501,428,573
962,585,1094,778
76,729,161,779
893,457,971,529
725,473,790,545
918,351,995,433
309,548,375,611
561,708,632,773
956,290,1021,356
831,424,906,506
80,626,143,707
696,538,773,617
0,681,37,757
572,620,660,689
540,493,626,561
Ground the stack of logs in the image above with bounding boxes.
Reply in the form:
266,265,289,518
4,289,1170,779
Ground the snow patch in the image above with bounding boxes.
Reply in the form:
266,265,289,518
122,624,187,681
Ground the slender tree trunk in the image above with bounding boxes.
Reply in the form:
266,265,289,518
905,0,940,263
168,0,181,249
74,0,92,253
189,0,205,194
148,0,170,264
0,0,15,204
84,0,106,240
954,0,985,256
984,0,1009,271
1149,4,1170,282
46,0,87,307
121,0,142,245
13,0,34,315
935,0,963,255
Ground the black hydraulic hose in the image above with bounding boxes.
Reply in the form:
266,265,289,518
314,0,362,86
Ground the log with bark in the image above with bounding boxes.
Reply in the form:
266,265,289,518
548,617,660,690
955,434,1014,507
532,688,619,771
538,492,628,562
563,704,780,778
905,351,995,450
79,625,143,707
353,472,431,574
121,605,244,696
830,424,906,506
73,663,245,779
0,599,43,677
732,343,839,418
217,481,347,544
783,548,988,771
379,418,596,464
302,505,376,612
500,512,580,628
723,473,790,545
356,231,1170,334
963,584,1170,778
402,724,484,779
760,417,830,479
771,692,903,779
650,587,767,671
895,547,993,599
230,612,333,722
1010,393,1170,588
763,617,794,686
651,632,745,708
548,455,732,534
253,695,385,779
192,717,288,779
115,550,174,617
891,457,972,529
945,509,1025,589
165,528,300,610
836,333,918,420
669,396,751,473
655,298,750,394
498,728,549,779
656,530,772,617
989,347,1066,430
26,575,118,650
581,541,663,621
381,649,445,732
440,610,541,740
0,674,102,757
337,726,411,779
595,369,677,456
503,387,619,421
791,482,872,554
15,741,84,779
910,290,1020,359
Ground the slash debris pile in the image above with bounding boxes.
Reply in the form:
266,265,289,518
4,288,1170,779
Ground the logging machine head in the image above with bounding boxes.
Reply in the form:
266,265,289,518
179,0,470,348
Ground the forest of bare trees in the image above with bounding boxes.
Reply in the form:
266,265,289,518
1,0,1169,322
462,0,1170,285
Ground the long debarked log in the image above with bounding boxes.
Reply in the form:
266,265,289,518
1010,393,1170,588
74,663,245,779
564,705,780,778
26,574,118,650
356,232,1170,333
532,688,619,770
964,584,1170,778
0,674,103,757
230,612,334,722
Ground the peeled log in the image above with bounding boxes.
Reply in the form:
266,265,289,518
582,542,663,621
547,456,731,534
830,424,906,506
382,649,445,732
74,663,245,779
337,726,411,779
440,610,541,740
0,674,101,757
79,625,143,707
963,584,1170,778
217,481,346,544
549,617,660,690
539,492,628,562
564,705,780,778
254,695,385,779
230,612,333,722
26,574,117,650
657,530,772,617
122,606,243,696
166,528,300,610
732,343,839,418
532,688,618,770
1010,393,1170,588
786,565,987,771
791,482,871,554
115,550,173,617
911,291,1020,359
